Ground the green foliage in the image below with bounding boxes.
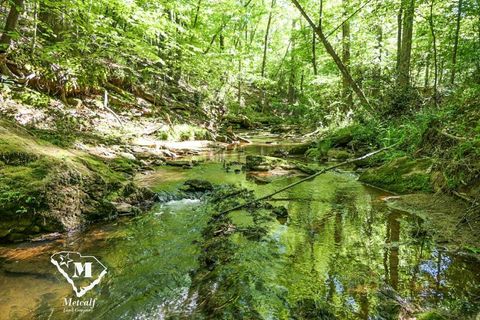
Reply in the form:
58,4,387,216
416,310,448,320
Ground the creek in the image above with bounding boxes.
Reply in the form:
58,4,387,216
0,131,478,319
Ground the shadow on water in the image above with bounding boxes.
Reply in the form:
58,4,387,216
0,135,479,319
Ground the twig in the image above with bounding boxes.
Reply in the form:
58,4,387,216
452,191,477,204
325,0,375,39
103,90,123,126
216,144,396,218
434,128,466,141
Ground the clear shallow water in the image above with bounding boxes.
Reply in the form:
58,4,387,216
0,137,479,319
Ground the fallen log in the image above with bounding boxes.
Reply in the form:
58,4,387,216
215,145,395,218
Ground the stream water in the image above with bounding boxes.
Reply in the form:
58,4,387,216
0,132,479,319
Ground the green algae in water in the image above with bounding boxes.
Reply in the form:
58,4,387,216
0,150,479,319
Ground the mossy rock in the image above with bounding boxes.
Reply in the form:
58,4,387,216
245,155,287,171
359,156,433,193
305,140,331,160
327,148,352,161
224,114,253,129
330,128,354,147
288,142,314,155
0,121,152,242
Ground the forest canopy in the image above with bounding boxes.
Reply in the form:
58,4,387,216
0,0,478,125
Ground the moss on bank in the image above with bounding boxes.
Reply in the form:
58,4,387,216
359,157,433,193
0,120,153,242
303,88,480,197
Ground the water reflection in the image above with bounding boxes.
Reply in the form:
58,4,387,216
0,144,479,319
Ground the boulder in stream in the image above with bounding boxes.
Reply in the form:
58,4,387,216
245,155,287,171
327,148,352,161
180,179,214,192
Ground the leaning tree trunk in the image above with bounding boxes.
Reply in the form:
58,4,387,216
0,0,24,76
450,0,463,85
291,0,372,111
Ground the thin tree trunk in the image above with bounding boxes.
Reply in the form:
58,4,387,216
424,52,430,88
291,0,372,111
219,33,224,51
477,0,480,82
396,2,403,71
438,59,444,86
312,0,323,76
261,0,275,78
450,0,463,85
429,0,438,106
312,31,317,76
300,69,304,94
204,23,226,54
238,59,243,108
372,24,383,97
273,41,291,78
288,19,296,104
31,0,38,54
342,0,353,109
398,0,415,88
192,0,202,28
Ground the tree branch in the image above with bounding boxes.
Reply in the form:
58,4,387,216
216,144,395,218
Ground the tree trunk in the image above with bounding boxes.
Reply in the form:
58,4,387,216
0,0,24,77
396,2,403,71
372,24,383,97
291,0,372,111
438,58,444,86
0,0,24,54
219,33,224,51
342,0,353,109
424,52,430,88
288,19,296,104
450,0,463,85
31,0,38,54
398,0,415,88
192,0,202,28
261,0,275,77
312,31,317,76
238,58,243,108
312,1,323,76
429,0,438,106
476,0,480,83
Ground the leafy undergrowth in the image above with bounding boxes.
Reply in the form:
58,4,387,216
306,85,480,199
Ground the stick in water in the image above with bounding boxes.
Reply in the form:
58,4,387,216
216,145,396,218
